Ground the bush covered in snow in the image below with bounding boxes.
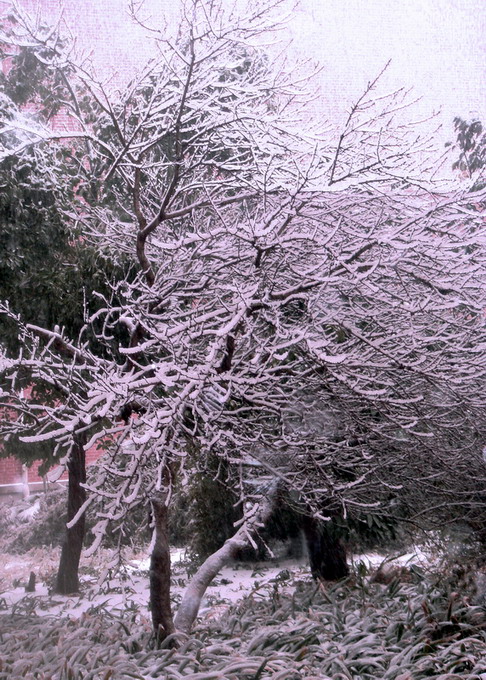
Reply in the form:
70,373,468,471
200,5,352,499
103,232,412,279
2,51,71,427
1,489,152,554
3,489,67,553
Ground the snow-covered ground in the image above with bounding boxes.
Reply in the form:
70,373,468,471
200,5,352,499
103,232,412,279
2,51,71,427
351,546,432,570
0,544,432,623
0,546,306,620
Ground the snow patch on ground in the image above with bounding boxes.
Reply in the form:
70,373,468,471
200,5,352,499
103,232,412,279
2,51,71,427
0,547,309,621
0,546,435,624
352,546,432,570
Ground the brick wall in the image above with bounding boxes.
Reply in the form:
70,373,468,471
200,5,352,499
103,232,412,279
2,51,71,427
0,441,104,491
0,456,23,485
0,388,106,489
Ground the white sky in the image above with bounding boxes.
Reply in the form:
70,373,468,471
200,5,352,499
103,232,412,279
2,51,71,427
294,0,485,127
10,0,486,141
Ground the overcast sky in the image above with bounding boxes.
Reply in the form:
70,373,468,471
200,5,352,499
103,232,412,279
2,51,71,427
294,0,485,127
10,0,486,142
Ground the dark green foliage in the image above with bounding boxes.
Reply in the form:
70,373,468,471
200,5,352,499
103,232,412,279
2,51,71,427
0,435,61,474
0,141,133,357
0,147,77,350
183,465,305,564
0,35,135,356
92,496,152,551
185,467,242,564
340,511,404,552
447,117,486,189
237,500,305,562
0,32,71,118
183,468,403,568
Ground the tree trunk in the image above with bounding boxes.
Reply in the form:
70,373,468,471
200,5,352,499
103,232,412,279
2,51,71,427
150,492,175,641
302,516,349,581
55,433,87,594
174,495,276,635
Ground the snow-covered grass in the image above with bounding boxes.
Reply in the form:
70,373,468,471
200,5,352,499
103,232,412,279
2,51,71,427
1,508,485,679
351,546,432,570
1,562,485,680
0,540,467,623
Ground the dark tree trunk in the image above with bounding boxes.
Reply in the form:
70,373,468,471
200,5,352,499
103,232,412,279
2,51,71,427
25,571,36,592
287,531,305,559
303,516,349,581
150,492,175,642
55,433,87,594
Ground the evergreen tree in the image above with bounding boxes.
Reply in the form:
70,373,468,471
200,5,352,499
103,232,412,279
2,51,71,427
0,34,132,591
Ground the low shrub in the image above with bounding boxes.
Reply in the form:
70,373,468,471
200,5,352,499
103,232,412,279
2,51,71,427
3,488,150,554
0,568,485,680
4,488,67,553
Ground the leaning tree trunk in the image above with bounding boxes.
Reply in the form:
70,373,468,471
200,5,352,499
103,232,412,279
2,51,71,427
174,494,277,635
302,515,349,581
55,432,87,594
150,492,176,642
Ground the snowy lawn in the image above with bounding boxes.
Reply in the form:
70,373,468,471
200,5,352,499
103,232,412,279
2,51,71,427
0,546,311,620
0,545,432,621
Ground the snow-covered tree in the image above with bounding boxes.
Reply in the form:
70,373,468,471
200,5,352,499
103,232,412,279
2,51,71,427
1,0,485,638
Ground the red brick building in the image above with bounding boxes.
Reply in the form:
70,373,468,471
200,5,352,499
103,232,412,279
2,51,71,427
0,446,103,498
0,383,108,496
